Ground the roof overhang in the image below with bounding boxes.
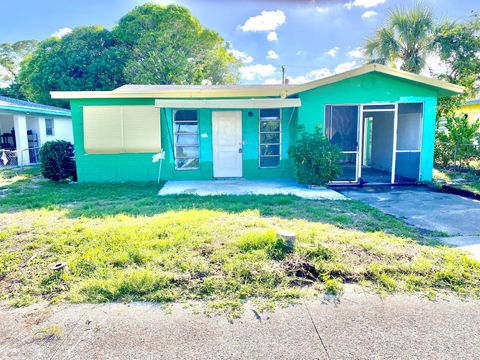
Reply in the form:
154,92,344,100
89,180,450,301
287,64,464,96
0,105,71,117
154,98,301,109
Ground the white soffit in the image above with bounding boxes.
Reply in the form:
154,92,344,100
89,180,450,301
154,98,301,109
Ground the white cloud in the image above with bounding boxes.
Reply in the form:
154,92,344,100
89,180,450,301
240,64,276,80
240,10,286,32
326,47,340,57
288,68,333,84
335,61,357,73
352,0,385,8
267,50,279,60
361,10,377,19
347,47,365,58
296,50,303,56
344,2,353,10
267,31,278,41
264,78,282,85
228,49,254,64
51,27,72,38
316,7,330,13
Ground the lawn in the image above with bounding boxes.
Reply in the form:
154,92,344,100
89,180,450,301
1,167,479,317
433,168,480,195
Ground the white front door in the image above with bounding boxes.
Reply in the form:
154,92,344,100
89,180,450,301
212,111,243,178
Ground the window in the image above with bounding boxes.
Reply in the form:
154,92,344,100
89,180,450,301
83,106,161,154
45,118,54,136
259,108,281,168
174,110,199,169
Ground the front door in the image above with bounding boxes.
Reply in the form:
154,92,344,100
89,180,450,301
212,111,243,178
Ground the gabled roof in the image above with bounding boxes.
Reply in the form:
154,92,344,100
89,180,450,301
0,95,71,117
50,63,464,100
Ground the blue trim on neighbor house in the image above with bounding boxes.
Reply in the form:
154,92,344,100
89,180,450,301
0,96,71,117
466,99,480,105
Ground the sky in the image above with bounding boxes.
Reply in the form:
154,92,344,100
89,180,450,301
0,0,478,84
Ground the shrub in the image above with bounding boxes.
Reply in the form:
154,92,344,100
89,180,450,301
40,140,76,181
288,126,341,185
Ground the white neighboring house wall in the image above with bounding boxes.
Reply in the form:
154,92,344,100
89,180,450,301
1,114,73,166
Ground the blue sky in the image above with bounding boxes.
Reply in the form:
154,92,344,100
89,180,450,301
1,0,477,84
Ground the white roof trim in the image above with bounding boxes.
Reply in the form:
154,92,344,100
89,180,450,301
154,98,301,109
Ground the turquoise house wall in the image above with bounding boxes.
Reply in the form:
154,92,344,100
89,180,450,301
70,99,296,182
296,72,438,181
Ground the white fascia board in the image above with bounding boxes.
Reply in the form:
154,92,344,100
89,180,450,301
154,98,301,109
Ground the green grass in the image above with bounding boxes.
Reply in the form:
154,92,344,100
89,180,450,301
433,168,480,194
1,167,479,317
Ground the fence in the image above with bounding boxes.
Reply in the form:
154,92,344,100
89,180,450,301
0,147,41,170
435,141,480,171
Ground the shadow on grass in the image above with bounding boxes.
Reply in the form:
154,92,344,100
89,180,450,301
0,178,439,241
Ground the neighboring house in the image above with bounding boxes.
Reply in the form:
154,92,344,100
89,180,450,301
457,98,480,124
0,96,72,167
51,64,462,185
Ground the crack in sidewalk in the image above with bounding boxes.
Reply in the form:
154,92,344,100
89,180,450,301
302,300,330,360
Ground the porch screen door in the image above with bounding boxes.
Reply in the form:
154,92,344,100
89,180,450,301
325,105,360,182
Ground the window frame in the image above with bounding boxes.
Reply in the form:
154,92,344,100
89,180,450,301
173,109,200,170
258,108,282,168
45,118,54,136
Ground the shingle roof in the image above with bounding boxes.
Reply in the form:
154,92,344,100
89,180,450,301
0,95,71,116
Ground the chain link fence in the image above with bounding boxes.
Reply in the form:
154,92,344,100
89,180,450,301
0,147,41,170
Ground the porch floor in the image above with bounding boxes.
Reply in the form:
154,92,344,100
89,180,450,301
158,179,346,200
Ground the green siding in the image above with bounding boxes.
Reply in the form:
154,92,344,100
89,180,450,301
70,72,441,183
70,99,295,182
297,73,438,181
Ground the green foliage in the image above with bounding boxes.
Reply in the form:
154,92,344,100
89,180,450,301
14,4,240,106
435,114,480,167
364,3,435,73
113,4,239,85
434,14,480,117
288,126,341,186
39,141,76,181
17,27,127,107
236,230,292,260
0,40,37,84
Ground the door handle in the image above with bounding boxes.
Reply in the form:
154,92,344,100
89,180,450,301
238,148,242,153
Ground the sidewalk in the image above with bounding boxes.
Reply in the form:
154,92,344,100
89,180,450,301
1,288,479,359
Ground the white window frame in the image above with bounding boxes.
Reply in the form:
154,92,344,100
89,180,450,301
258,108,282,168
45,118,55,136
173,110,200,170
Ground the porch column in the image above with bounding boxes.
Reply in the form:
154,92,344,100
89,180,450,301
13,114,30,165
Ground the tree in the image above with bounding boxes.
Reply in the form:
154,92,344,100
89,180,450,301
113,4,239,85
17,26,127,107
434,13,480,118
0,40,38,85
364,3,435,74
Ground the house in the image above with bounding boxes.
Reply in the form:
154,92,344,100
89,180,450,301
51,64,462,185
0,96,73,167
457,98,480,125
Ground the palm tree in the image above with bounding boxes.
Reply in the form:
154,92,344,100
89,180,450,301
364,4,435,74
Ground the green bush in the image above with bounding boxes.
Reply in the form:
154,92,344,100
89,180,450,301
435,114,480,168
40,140,76,181
288,126,341,185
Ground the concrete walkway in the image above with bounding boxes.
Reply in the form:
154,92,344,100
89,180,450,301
158,179,345,200
338,186,480,260
2,289,479,359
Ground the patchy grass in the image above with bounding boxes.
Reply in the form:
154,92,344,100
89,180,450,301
433,168,480,194
0,168,479,317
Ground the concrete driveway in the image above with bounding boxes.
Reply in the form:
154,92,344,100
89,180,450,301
337,186,480,260
2,289,480,360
